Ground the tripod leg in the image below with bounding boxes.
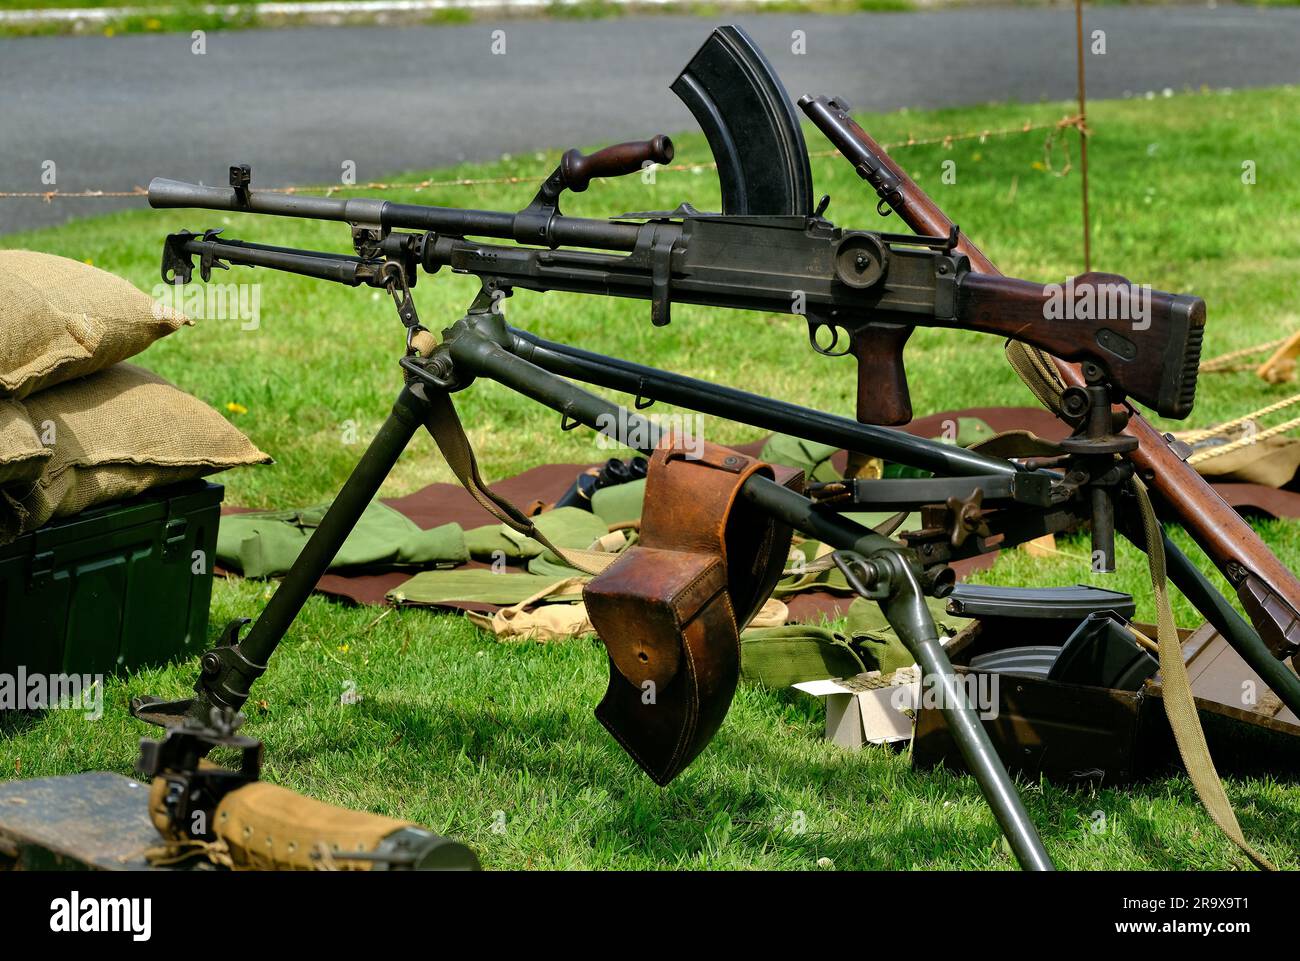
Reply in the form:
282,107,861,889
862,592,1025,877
437,327,1055,868
134,383,435,727
869,551,1056,871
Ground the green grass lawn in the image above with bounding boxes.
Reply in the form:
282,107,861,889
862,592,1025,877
0,0,914,38
0,0,260,37
4,86,1300,870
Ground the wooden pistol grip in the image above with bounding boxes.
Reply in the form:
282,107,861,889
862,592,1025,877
560,136,675,193
850,324,914,426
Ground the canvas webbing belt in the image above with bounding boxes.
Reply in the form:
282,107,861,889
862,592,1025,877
1006,342,1068,417
420,388,616,577
1008,341,1274,869
1132,478,1274,870
147,777,417,871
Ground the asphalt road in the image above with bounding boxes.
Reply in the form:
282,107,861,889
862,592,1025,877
3,6,1300,234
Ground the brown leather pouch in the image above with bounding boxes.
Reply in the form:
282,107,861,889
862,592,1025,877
585,438,801,785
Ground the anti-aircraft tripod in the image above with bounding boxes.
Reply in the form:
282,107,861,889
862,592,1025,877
135,284,1067,871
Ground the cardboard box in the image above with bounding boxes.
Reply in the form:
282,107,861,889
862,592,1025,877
794,668,920,749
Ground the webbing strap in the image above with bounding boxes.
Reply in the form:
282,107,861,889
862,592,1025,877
1132,477,1274,870
421,388,615,577
1005,342,1067,417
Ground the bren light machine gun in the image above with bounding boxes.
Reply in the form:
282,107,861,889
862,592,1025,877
134,27,1300,871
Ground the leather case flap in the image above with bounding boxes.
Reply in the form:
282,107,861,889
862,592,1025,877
584,546,726,688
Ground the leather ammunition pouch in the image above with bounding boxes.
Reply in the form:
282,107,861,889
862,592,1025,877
584,439,801,785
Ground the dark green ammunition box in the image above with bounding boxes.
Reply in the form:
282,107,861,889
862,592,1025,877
0,481,222,677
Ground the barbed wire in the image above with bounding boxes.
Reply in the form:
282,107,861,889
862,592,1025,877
0,117,1081,203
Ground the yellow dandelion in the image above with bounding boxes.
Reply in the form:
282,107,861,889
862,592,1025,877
226,401,248,415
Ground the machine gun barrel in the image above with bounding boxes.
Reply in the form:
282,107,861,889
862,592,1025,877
148,177,645,251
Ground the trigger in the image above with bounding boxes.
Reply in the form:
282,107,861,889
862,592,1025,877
808,321,849,357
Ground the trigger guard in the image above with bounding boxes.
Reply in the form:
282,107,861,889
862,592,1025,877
809,321,852,358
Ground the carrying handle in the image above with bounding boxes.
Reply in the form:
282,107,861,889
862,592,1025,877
560,136,675,192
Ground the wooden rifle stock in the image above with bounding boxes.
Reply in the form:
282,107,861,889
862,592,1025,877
956,271,1203,421
807,100,1300,659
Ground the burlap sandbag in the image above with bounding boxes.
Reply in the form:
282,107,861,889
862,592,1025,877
0,398,50,489
0,249,189,399
0,399,52,541
147,778,415,871
11,363,269,536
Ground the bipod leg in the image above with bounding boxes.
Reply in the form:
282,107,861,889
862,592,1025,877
132,382,435,729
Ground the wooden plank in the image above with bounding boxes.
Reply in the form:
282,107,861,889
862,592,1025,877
0,772,169,870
